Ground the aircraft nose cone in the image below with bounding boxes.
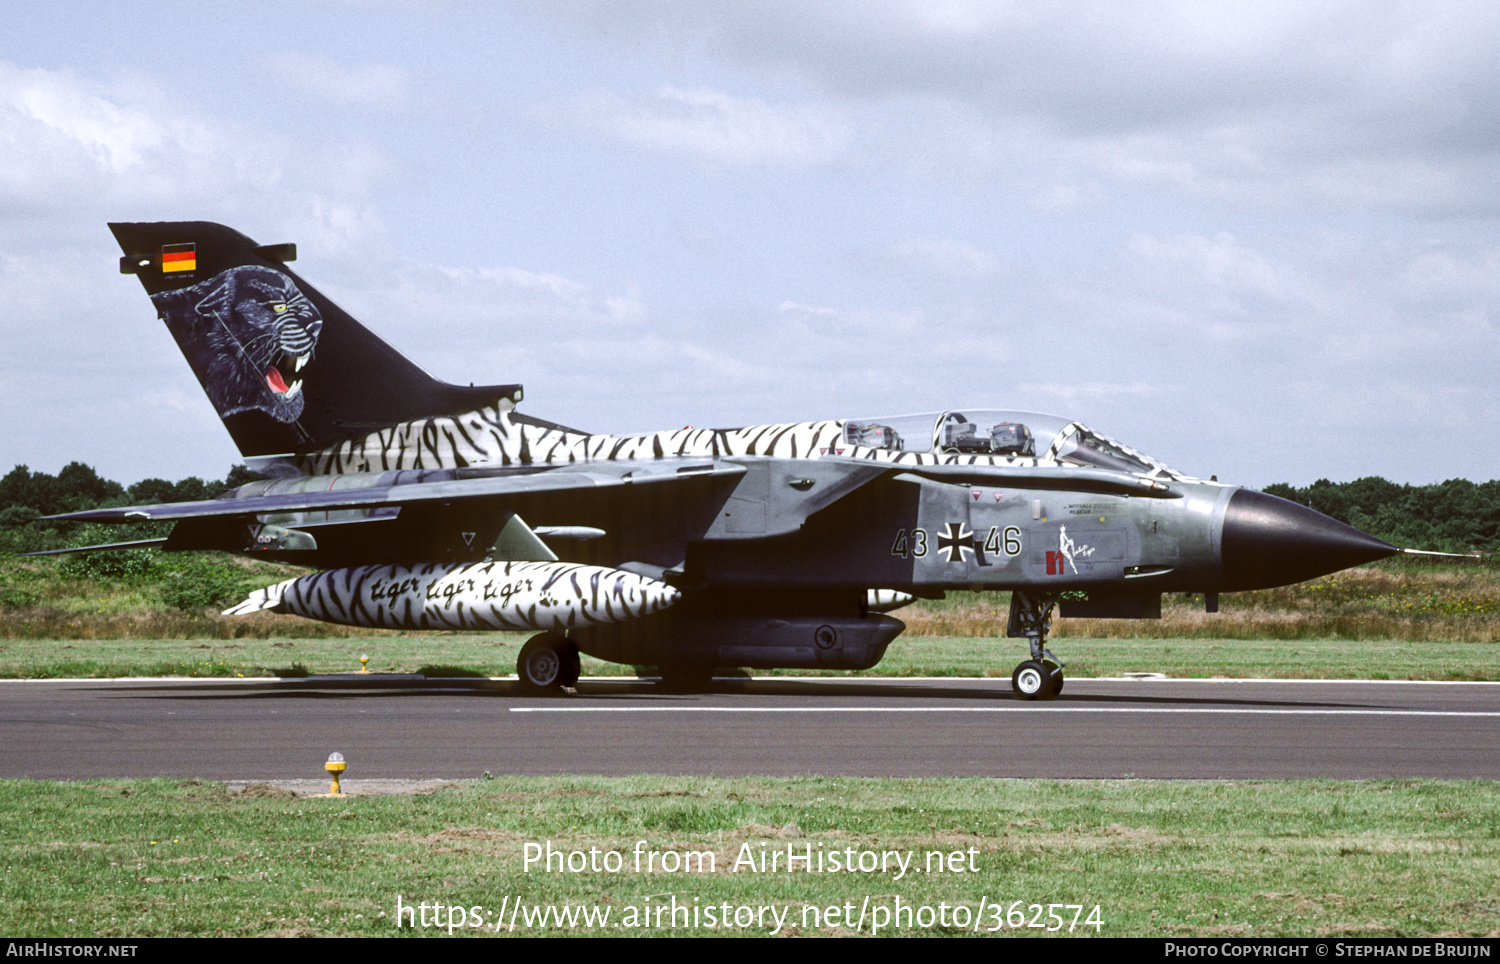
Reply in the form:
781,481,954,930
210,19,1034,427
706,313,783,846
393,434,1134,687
1220,488,1397,591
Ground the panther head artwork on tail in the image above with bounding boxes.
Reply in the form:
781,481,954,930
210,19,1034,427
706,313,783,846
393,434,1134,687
151,265,323,424
110,220,521,460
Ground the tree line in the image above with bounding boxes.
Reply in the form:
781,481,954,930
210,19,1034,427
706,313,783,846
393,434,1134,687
1262,477,1498,555
0,463,260,554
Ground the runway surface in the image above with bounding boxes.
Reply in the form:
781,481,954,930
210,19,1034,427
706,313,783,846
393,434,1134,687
3,675,1498,781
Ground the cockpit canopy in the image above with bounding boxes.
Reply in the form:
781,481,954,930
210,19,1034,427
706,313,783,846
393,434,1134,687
841,410,1183,479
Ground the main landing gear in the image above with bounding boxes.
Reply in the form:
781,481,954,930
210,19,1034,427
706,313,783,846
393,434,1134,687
1007,591,1064,700
517,632,580,693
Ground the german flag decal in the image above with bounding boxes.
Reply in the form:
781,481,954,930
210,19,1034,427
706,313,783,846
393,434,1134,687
161,243,196,273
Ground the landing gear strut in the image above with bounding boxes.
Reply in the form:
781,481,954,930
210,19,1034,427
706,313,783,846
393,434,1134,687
1007,591,1063,700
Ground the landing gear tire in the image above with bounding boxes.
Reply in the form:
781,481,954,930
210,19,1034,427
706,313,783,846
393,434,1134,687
518,633,578,692
1012,660,1050,701
1045,662,1064,697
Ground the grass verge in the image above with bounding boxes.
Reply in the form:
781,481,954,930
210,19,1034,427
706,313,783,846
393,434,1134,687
2,776,1497,938
0,632,1496,681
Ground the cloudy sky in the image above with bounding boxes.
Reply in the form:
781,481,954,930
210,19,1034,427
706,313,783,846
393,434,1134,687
3,2,1497,488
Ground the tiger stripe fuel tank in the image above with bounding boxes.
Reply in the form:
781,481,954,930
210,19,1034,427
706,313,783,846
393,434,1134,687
222,560,681,632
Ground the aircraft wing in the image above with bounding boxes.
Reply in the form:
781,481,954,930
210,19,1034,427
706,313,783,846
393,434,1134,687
46,456,1176,539
47,458,748,524
39,455,1181,566
25,538,170,557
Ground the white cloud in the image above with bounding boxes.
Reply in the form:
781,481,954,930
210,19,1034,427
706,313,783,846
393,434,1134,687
775,299,926,337
437,263,647,325
521,2,1500,214
309,257,651,399
1027,179,1105,211
262,54,412,110
1125,231,1294,299
1403,246,1500,299
0,62,199,211
776,300,839,319
5,66,161,173
555,85,851,166
0,59,389,244
1014,381,1170,404
889,238,1001,277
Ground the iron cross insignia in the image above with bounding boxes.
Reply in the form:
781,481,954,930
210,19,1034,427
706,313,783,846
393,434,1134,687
937,521,974,563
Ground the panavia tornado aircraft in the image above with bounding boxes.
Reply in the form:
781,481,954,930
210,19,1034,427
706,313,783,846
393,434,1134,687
51,221,1399,698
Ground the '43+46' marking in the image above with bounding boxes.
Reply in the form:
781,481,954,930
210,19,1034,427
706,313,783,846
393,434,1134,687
891,525,1022,561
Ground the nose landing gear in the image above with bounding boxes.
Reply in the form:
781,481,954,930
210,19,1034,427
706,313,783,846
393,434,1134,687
1008,591,1063,700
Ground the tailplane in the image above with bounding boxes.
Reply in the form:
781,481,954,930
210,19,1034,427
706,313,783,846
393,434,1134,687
110,221,521,459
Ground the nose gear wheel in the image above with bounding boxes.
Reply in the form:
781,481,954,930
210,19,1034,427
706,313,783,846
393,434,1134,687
1007,591,1064,700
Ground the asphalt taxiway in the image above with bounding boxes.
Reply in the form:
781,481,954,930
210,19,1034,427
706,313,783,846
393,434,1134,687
2,676,1496,781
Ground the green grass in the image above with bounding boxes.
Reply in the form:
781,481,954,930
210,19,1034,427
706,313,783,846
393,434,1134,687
2,777,1497,937
0,632,1496,681
878,635,1500,681
0,635,526,679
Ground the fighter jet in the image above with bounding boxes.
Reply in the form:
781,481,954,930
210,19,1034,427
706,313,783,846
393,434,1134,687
50,221,1398,699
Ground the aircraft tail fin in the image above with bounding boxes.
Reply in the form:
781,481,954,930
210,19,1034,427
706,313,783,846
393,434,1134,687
109,221,521,460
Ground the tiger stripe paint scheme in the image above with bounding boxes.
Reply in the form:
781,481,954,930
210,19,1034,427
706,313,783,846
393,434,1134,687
296,404,1122,476
224,560,682,632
